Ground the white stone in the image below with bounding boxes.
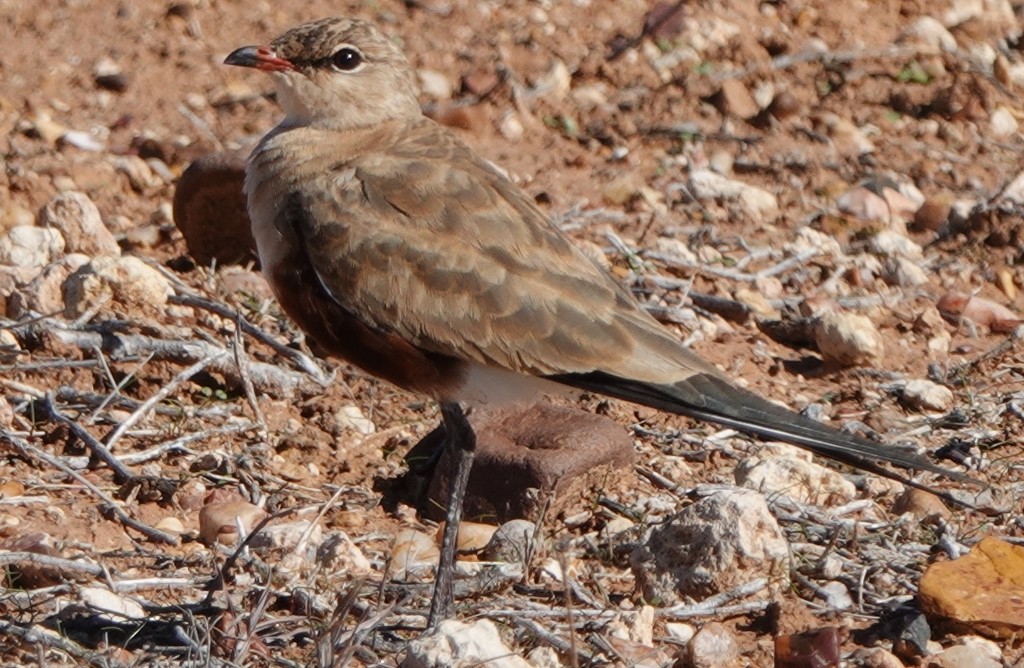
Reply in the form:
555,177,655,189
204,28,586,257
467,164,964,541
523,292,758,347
999,170,1024,206
63,255,170,316
685,622,740,668
903,379,954,412
786,227,843,258
900,17,958,52
532,60,571,102
80,587,145,620
499,113,524,142
665,622,695,644
526,647,562,668
990,106,1019,138
318,531,373,575
631,488,789,603
38,191,120,257
334,405,376,435
689,169,778,220
417,69,452,100
482,519,536,563
403,619,532,668
883,256,929,287
0,226,65,270
250,519,322,554
736,454,857,505
868,230,923,260
813,311,884,367
821,580,853,609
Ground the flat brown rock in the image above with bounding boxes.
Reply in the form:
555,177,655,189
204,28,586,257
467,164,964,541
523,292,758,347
414,401,635,523
172,148,257,267
919,536,1024,638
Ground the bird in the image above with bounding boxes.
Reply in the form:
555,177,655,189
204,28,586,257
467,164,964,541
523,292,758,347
223,17,974,628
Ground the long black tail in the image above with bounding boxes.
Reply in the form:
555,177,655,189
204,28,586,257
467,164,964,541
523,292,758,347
550,370,980,502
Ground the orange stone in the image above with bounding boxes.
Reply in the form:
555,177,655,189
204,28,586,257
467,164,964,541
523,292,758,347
919,536,1024,638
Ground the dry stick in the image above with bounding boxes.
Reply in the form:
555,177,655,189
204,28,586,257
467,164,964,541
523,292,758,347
0,428,179,545
169,292,328,384
44,394,135,484
0,620,122,668
0,551,105,577
103,351,228,453
86,350,156,425
50,328,308,400
714,44,924,81
514,618,594,665
232,319,269,442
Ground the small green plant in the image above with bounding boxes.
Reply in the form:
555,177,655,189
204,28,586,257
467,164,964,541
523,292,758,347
896,61,931,85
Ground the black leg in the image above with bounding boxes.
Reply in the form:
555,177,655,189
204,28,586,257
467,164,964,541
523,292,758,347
427,402,476,630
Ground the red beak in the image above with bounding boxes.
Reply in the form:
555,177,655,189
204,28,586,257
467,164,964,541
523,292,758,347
224,45,295,72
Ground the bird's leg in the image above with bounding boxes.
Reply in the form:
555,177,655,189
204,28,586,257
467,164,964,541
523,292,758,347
426,401,476,630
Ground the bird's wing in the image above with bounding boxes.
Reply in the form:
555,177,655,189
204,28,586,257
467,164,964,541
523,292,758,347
290,119,710,381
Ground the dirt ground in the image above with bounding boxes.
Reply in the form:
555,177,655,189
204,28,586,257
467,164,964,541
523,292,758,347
2,0,1024,666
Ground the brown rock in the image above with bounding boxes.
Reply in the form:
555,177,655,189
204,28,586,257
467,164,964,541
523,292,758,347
892,488,951,522
919,536,1024,638
708,80,759,119
913,192,953,232
416,401,634,523
198,497,266,546
172,149,257,267
774,627,840,668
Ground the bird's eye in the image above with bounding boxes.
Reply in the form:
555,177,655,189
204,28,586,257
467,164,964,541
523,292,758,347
330,47,363,72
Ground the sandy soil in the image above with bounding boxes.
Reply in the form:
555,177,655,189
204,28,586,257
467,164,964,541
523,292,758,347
1,0,1023,665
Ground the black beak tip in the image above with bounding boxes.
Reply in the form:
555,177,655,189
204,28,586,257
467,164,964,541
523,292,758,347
224,45,260,68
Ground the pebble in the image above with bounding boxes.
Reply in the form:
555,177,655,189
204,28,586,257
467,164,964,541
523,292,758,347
735,454,856,505
403,619,532,668
902,379,954,412
891,488,951,522
684,622,740,668
813,311,884,367
868,230,923,260
631,488,788,603
932,640,1002,668
317,531,372,575
249,519,323,555
688,169,779,220
481,519,535,563
80,587,145,620
197,499,265,546
38,191,120,257
391,529,439,580
883,256,929,287
711,80,759,119
899,16,957,52
154,517,185,534
937,291,1021,333
63,255,171,317
920,537,1024,638
526,647,562,668
0,226,65,271
531,60,571,102
851,647,904,668
417,69,452,100
990,106,1018,137
334,405,376,435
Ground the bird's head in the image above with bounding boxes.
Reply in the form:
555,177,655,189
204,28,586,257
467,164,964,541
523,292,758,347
225,17,422,131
